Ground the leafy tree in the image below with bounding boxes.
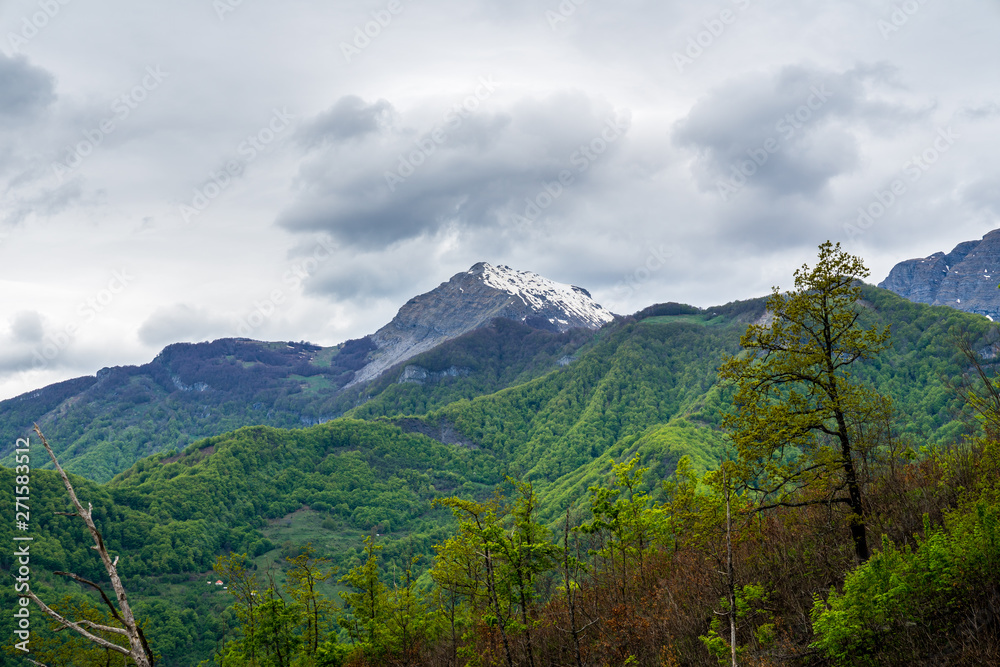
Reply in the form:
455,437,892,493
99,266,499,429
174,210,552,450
213,552,263,664
337,536,389,657
432,483,555,667
384,552,432,663
579,456,663,600
492,480,556,667
255,574,300,667
284,544,335,658
432,494,517,667
719,241,890,562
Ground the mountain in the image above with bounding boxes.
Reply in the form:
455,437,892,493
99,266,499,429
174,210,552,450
1,282,996,666
350,262,615,385
879,228,1000,319
0,262,612,481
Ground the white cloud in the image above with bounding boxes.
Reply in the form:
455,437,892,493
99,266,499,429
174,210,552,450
0,0,998,399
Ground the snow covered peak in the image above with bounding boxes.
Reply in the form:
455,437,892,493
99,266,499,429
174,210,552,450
470,262,615,329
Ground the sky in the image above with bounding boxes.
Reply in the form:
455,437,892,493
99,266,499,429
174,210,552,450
0,0,998,401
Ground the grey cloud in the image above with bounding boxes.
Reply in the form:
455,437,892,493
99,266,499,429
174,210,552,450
3,180,83,225
963,179,1000,218
960,103,1000,121
304,252,436,303
297,96,394,149
10,311,43,343
0,54,55,119
138,304,232,347
278,91,632,250
673,64,930,199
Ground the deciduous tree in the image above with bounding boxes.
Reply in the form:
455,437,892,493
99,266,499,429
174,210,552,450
719,241,890,562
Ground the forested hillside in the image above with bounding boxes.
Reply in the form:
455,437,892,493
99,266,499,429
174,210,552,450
4,277,1000,666
0,323,590,482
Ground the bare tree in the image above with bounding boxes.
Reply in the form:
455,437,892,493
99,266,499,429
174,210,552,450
27,425,155,667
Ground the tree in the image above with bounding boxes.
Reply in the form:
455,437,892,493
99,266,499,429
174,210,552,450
338,536,389,657
718,241,890,562
432,493,516,667
26,426,156,667
432,483,555,667
579,456,662,601
284,544,335,659
213,552,263,664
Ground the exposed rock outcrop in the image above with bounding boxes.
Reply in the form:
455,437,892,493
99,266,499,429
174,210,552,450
879,229,1000,320
349,262,615,385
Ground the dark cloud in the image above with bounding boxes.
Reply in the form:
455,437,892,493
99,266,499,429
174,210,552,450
0,54,55,119
296,96,395,149
278,91,632,250
138,305,232,346
303,246,441,303
673,64,930,199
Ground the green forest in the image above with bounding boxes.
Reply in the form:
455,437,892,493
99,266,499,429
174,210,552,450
4,243,1000,666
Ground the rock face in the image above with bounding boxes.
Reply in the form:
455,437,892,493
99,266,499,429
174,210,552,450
879,230,1000,319
350,262,615,385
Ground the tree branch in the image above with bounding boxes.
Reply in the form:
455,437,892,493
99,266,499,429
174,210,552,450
53,571,127,627
27,592,132,656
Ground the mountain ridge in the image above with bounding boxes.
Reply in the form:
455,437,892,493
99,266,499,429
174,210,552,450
0,261,615,480
350,262,615,385
879,228,1000,319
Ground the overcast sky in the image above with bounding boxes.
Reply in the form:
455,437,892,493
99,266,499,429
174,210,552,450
0,0,998,400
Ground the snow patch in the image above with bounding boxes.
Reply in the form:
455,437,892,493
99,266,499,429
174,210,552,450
476,263,614,328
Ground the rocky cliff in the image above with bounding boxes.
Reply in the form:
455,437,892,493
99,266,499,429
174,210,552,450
349,262,615,385
879,229,1000,319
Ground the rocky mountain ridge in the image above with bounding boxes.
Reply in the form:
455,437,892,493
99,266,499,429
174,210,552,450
0,262,615,479
879,229,1000,320
349,262,615,384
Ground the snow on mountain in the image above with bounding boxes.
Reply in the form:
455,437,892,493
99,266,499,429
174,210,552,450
348,262,615,386
477,263,615,330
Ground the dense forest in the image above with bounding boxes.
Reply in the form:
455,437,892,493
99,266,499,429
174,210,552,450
4,247,1000,665
0,322,593,483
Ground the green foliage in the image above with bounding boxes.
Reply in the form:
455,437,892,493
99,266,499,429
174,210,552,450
720,241,891,561
436,316,745,483
285,544,336,657
337,536,388,653
811,491,1000,665
432,482,557,665
6,265,1000,664
580,456,664,594
700,584,774,665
